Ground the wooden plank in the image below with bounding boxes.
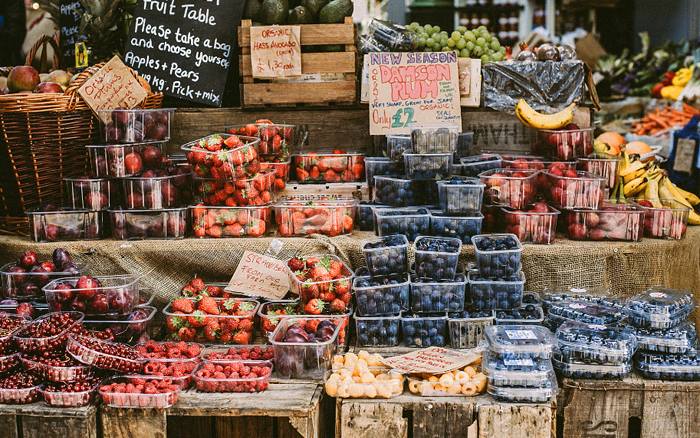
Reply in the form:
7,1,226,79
337,401,407,438
240,52,356,76
640,380,700,438
0,414,18,438
100,406,167,438
478,404,554,438
239,18,355,47
413,401,474,438
167,416,214,438
21,414,96,438
241,82,357,107
216,416,276,438
279,417,306,438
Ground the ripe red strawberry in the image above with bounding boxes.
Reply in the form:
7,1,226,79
333,279,350,295
204,286,223,297
304,299,324,315
301,281,319,302
167,312,187,331
180,284,197,297
330,298,346,312
221,298,239,314
203,321,221,341
238,318,253,332
305,319,320,333
328,260,343,278
188,310,209,328
189,278,206,292
233,330,252,345
178,327,196,342
222,318,239,333
294,271,307,283
339,292,352,306
172,298,194,314
319,290,336,302
234,301,256,316
198,296,220,315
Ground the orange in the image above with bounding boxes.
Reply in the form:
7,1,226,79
595,132,625,155
625,141,653,156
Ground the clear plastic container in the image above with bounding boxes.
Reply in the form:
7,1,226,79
121,174,191,209
635,321,698,354
226,122,300,155
293,152,365,183
410,276,467,313
479,168,538,209
260,155,291,190
533,126,595,160
354,274,410,316
430,211,483,245
20,354,93,383
65,177,117,211
26,207,103,242
181,134,261,181
356,202,390,232
67,334,143,373
40,379,100,407
286,254,354,298
448,310,494,349
0,352,20,374
365,157,403,188
413,236,462,281
565,203,645,242
555,321,637,364
547,300,626,326
501,204,560,244
361,235,410,277
193,170,277,207
484,325,557,360
482,351,556,387
385,135,412,162
634,198,691,239
190,205,271,238
488,375,558,403
541,286,614,312
495,305,545,325
367,19,417,51
468,271,525,310
83,306,157,345
553,353,632,380
0,314,31,354
436,178,485,214
404,151,452,180
87,141,166,178
98,376,181,408
456,132,474,159
14,311,85,353
401,312,448,348
373,176,418,207
274,198,357,237
109,207,187,240
542,170,605,210
270,318,340,379
1,260,88,301
0,380,42,404
326,369,404,398
410,125,459,154
256,306,351,346
375,207,430,241
43,274,140,316
460,154,502,177
354,313,401,347
99,108,174,143
192,360,273,392
625,287,696,329
471,233,523,279
635,351,700,380
577,153,622,192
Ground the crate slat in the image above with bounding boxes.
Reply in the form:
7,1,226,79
240,52,357,76
241,82,357,107
239,18,355,47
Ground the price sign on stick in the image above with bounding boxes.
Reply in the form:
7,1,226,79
78,56,148,112
250,26,302,78
225,251,290,300
381,346,480,374
368,52,461,135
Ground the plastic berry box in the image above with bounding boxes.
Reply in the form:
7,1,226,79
501,204,560,244
286,254,354,297
274,197,358,237
120,174,192,210
99,376,182,408
533,126,594,160
541,286,613,312
39,379,101,407
460,154,502,177
403,151,452,180
26,207,103,242
361,235,410,277
542,170,605,210
456,132,474,159
410,125,459,154
196,169,278,207
0,380,42,404
99,108,174,143
413,236,462,281
555,321,637,364
354,313,402,347
410,275,467,313
43,274,140,316
635,321,698,354
565,203,645,242
109,207,187,240
83,305,156,345
495,305,545,325
0,352,20,374
484,325,557,360
577,153,622,193
635,351,700,380
401,312,448,348
625,287,696,329
226,122,300,155
293,152,365,183
1,261,89,301
20,354,93,383
190,205,271,238
429,211,483,245
547,300,626,327
447,310,494,349
471,233,523,279
437,177,485,214
468,271,525,311
181,134,261,181
0,314,32,354
488,375,558,403
553,353,632,380
357,202,390,232
270,318,340,379
67,334,144,373
482,351,556,388
374,207,430,242
87,141,166,178
258,310,351,346
65,177,118,211
373,176,418,207
192,360,273,393
14,311,85,353
354,274,410,316
385,134,412,162
634,199,691,239
365,157,404,188
479,168,538,209
260,155,291,189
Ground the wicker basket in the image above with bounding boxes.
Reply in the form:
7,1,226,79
0,35,163,236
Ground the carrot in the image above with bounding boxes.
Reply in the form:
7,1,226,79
647,114,670,129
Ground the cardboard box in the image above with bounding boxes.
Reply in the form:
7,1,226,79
459,58,481,107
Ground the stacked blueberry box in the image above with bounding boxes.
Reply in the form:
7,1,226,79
483,325,559,403
469,233,525,311
544,299,627,333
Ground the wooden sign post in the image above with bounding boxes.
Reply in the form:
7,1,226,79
249,26,302,78
78,56,148,114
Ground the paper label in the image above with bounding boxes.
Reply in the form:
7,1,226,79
504,329,537,340
380,346,480,374
78,56,148,113
675,138,696,174
588,324,606,331
504,358,534,366
649,292,667,298
225,250,290,300
569,303,587,309
250,26,301,79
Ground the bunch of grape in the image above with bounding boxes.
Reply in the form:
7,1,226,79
407,23,506,63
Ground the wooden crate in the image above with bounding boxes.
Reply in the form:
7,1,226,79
100,383,323,438
559,371,700,438
0,402,97,438
238,18,357,108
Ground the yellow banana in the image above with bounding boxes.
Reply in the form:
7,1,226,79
515,100,575,130
658,177,700,224
624,175,649,197
620,161,648,184
618,151,630,177
669,182,700,206
689,211,700,225
644,174,664,208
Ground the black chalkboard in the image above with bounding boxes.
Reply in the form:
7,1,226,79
59,0,85,65
123,0,244,107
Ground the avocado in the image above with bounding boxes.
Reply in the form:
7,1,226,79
260,0,289,24
319,0,353,23
243,0,262,20
301,0,328,20
288,6,314,24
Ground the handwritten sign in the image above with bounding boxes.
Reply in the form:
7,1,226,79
123,0,244,106
250,26,301,78
225,251,290,300
78,56,148,113
381,347,480,374
59,0,85,67
368,52,461,135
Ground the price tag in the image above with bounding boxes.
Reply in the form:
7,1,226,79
504,358,534,367
225,250,290,300
78,56,148,112
504,329,537,340
250,26,301,78
675,138,696,174
380,346,480,374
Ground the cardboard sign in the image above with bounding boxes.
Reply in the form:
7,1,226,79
59,0,85,66
123,0,244,106
368,52,461,136
381,347,481,374
78,56,148,112
225,251,290,300
458,57,481,108
250,26,301,78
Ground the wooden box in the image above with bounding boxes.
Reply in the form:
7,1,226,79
238,18,357,108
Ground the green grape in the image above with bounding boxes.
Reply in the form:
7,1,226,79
441,46,451,52
452,31,462,41
484,34,492,44
476,37,486,47
424,47,433,52
465,41,475,51
490,40,500,51
447,39,456,48
425,24,433,34
464,31,475,42
477,26,487,33
473,46,483,56
433,26,441,34
492,52,504,61
456,39,466,50
481,54,490,64
457,26,467,34
410,22,419,29
459,48,470,58
440,36,449,46
426,37,435,47
417,38,426,49
419,32,429,40
433,41,442,50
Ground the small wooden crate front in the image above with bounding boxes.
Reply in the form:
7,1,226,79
238,18,357,107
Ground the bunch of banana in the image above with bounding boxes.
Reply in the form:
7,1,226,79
515,100,575,130
657,176,700,225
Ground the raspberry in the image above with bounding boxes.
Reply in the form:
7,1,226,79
212,371,226,379
251,366,263,377
203,363,216,372
240,366,250,376
186,344,201,358
229,362,242,373
176,341,188,352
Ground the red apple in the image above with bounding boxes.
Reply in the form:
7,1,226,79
590,228,607,241
34,82,64,93
568,223,588,240
124,153,143,174
7,66,40,92
636,199,654,208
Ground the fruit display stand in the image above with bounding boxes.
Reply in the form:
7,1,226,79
0,402,97,438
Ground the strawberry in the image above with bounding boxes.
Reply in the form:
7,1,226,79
329,260,343,278
238,318,253,332
330,157,347,172
291,211,306,234
301,281,319,301
317,159,329,172
339,292,352,306
279,223,292,236
203,321,221,341
219,332,232,343
234,301,256,316
172,298,194,314
247,220,265,237
342,214,354,232
178,327,196,342
167,312,187,331
262,312,281,333
305,319,320,333
294,271,308,282
319,290,336,302
233,329,252,345
334,279,350,295
309,256,331,280
222,318,239,333
207,225,222,238
189,278,206,292
310,166,320,180
188,310,209,328
342,169,355,182
198,296,220,315
180,285,197,297
204,286,223,297
352,163,364,180
224,223,243,236
330,298,346,312
304,299,324,315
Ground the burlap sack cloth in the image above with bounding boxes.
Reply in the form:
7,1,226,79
1,228,699,324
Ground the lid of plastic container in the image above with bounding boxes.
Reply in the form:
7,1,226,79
555,320,637,357
547,300,626,325
481,350,554,383
483,325,556,354
626,287,696,316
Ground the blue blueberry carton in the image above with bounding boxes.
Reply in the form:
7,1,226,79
635,351,700,380
437,177,485,214
625,287,696,329
488,376,558,403
468,270,525,311
553,353,632,380
495,304,544,325
401,312,448,348
484,325,557,360
429,211,483,245
361,235,410,277
471,233,523,279
482,351,556,388
555,320,637,365
547,300,627,327
385,135,412,162
355,313,402,347
353,274,410,316
404,151,452,180
410,126,459,154
635,321,698,354
413,236,461,281
374,207,430,242
373,176,418,207
410,273,467,313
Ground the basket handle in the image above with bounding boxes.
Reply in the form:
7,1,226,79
25,33,66,73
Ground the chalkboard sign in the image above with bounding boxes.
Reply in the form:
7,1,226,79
123,0,244,107
59,0,85,65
